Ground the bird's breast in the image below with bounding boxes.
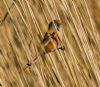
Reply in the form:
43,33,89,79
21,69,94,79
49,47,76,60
44,38,57,53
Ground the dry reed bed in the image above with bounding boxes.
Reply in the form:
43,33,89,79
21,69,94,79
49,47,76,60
0,0,100,87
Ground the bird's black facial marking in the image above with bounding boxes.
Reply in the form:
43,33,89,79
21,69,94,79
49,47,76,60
48,20,60,30
48,22,53,29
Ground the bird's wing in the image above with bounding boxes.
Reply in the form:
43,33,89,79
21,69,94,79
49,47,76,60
42,32,51,45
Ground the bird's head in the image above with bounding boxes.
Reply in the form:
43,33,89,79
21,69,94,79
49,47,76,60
48,20,62,30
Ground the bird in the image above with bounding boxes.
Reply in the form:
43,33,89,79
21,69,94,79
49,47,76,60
42,19,65,53
21,19,65,72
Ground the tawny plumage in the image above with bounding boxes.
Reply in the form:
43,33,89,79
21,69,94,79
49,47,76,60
22,20,65,72
42,20,65,53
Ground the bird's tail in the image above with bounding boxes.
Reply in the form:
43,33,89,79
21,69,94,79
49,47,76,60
21,45,46,72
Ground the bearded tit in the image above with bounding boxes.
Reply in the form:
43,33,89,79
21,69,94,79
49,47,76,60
42,19,65,53
21,19,65,72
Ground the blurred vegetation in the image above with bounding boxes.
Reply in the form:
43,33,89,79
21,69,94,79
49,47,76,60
0,0,100,87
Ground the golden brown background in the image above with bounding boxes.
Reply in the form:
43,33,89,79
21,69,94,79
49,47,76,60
0,0,100,87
